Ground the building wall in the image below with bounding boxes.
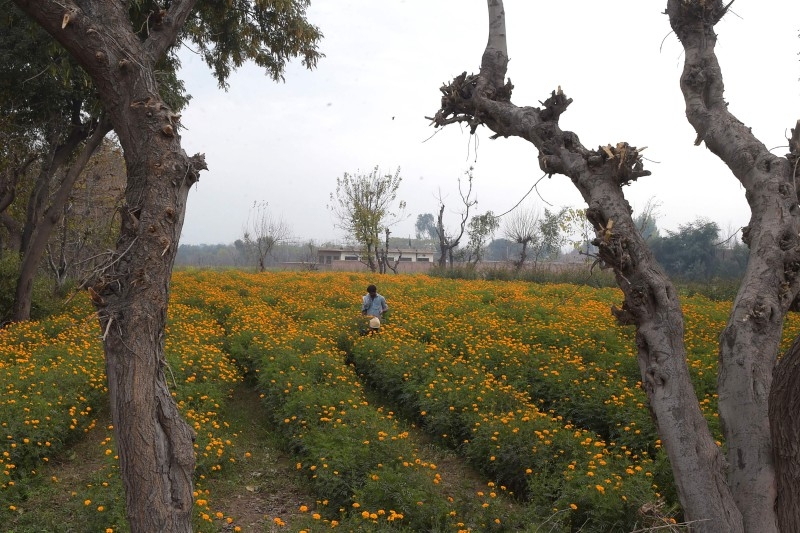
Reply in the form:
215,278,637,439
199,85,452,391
317,259,434,273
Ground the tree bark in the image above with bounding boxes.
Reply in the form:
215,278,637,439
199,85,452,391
770,333,800,532
11,1,205,531
0,154,35,217
667,3,800,531
436,204,448,267
428,1,742,530
19,127,84,254
769,123,800,533
13,117,112,321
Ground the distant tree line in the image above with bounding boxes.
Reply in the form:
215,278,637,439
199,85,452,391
175,240,323,269
177,205,747,285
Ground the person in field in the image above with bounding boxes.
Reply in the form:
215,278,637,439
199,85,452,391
361,284,388,334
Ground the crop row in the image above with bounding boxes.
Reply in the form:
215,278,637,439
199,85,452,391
0,292,244,531
175,270,778,531
4,269,800,532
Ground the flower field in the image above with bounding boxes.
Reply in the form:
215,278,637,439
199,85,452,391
2,270,799,531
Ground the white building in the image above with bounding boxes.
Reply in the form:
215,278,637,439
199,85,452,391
317,247,435,272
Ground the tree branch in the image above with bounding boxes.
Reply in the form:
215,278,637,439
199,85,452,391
143,0,201,61
430,1,741,529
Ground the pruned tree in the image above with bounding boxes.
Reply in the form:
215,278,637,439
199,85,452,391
428,1,800,531
436,167,477,267
10,1,322,531
329,166,405,273
301,239,319,270
242,201,291,272
378,227,404,274
504,205,540,270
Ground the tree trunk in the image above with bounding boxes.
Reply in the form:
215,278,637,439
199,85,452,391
437,204,448,267
667,3,800,531
770,334,800,532
769,123,800,533
0,154,35,216
96,81,203,533
13,118,111,321
19,124,88,254
10,1,205,531
428,1,742,530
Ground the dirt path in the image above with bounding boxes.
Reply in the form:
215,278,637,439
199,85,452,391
205,382,315,532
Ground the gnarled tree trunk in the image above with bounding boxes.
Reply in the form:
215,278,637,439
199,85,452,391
770,330,800,532
667,2,800,531
11,1,206,531
424,0,800,530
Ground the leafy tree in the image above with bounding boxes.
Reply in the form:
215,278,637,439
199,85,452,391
242,201,291,271
464,211,499,264
651,218,720,280
1,6,118,320
633,197,662,243
562,207,598,262
536,207,569,262
484,237,517,261
10,1,322,531
428,1,800,530
329,166,405,273
415,212,437,240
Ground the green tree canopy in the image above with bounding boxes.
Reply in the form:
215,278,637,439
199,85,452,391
329,166,405,272
651,218,720,280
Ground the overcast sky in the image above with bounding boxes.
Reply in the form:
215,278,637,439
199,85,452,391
176,0,800,246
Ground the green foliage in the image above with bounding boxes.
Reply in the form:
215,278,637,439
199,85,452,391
180,0,323,88
415,213,438,241
0,254,63,324
465,211,500,263
650,217,746,282
0,7,96,133
329,166,406,271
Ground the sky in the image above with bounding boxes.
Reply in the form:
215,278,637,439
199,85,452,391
176,0,800,246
